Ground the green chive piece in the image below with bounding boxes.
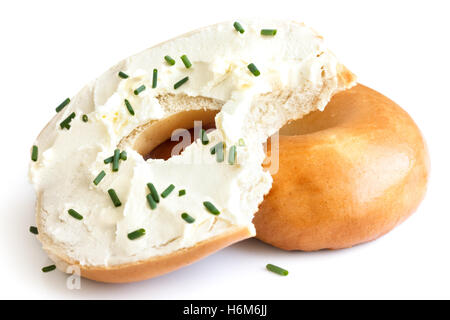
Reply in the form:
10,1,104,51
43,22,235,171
146,193,157,210
203,201,220,215
181,213,195,224
201,129,209,145
31,145,38,162
210,146,216,155
104,156,113,164
209,142,225,157
128,228,146,240
238,138,245,146
147,183,160,203
233,21,245,34
68,209,83,220
82,114,88,122
261,29,277,36
93,170,106,186
247,63,260,77
174,76,189,89
134,85,146,95
29,226,38,235
124,99,135,115
108,189,122,207
118,71,129,79
228,145,237,165
42,265,56,273
215,142,224,162
152,69,158,88
161,184,175,198
164,55,176,65
266,264,289,276
112,149,120,172
55,98,70,112
60,112,76,129
120,151,127,161
178,189,186,197
180,55,192,69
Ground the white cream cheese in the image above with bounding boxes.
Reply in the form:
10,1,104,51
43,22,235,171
30,20,352,266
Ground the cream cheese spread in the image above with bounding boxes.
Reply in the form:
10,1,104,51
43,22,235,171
29,20,351,266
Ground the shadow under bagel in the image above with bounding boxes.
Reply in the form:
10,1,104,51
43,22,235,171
143,84,430,252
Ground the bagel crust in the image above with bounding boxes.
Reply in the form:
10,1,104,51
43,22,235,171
51,225,251,283
253,84,430,251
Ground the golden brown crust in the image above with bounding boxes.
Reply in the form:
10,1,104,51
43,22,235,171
76,226,250,283
37,210,251,283
253,84,430,251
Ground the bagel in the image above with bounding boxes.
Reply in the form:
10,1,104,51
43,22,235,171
253,84,430,251
29,20,355,282
140,84,429,252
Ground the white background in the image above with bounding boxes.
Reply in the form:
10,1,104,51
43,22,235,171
0,0,449,299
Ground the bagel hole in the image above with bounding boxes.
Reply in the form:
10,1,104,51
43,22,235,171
132,101,339,161
131,109,218,161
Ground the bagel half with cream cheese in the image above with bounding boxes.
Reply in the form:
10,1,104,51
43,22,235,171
29,20,355,282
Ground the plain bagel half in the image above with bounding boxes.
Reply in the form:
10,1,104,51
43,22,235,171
253,84,430,251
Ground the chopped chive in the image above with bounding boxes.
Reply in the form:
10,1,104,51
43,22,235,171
124,99,135,115
266,264,288,276
133,85,146,95
181,213,195,224
233,21,245,33
60,112,76,129
210,142,223,155
82,114,88,122
55,98,70,112
42,265,56,273
29,226,38,235
152,69,158,88
164,55,176,65
31,145,38,162
247,63,260,77
261,29,277,36
201,129,209,145
104,156,113,164
161,184,175,198
93,170,106,186
203,201,220,215
68,209,83,220
120,151,127,161
178,189,186,197
118,71,129,79
180,55,192,69
108,189,122,207
228,145,237,165
128,228,146,240
112,149,120,172
215,142,224,162
147,183,160,203
146,193,157,210
238,138,245,146
174,76,189,89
